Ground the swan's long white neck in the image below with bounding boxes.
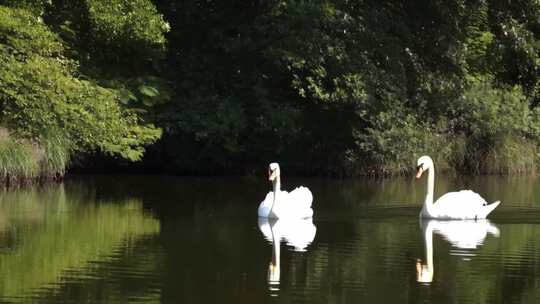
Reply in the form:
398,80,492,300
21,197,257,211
270,175,281,215
273,176,281,193
422,165,435,216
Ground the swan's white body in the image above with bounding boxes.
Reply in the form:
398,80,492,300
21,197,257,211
416,156,500,220
258,163,313,219
258,188,313,219
417,219,499,283
258,217,316,294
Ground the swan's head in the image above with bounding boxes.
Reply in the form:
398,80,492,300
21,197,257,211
268,163,281,181
416,155,434,179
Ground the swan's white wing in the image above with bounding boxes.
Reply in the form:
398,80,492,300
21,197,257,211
259,187,314,219
432,190,489,219
288,186,313,208
436,190,487,207
268,188,313,219
288,187,314,218
258,191,275,217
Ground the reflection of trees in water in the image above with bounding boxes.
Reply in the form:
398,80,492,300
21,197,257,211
295,219,422,303
0,183,159,300
40,176,540,303
276,218,540,304
25,236,163,304
65,175,267,220
0,227,18,254
65,174,540,210
156,212,268,303
150,211,321,303
488,224,540,304
62,179,540,304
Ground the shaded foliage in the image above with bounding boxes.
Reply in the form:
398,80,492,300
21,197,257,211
148,0,540,176
4,0,540,176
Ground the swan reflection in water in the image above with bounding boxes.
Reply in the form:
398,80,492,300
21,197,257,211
258,217,316,296
417,219,500,284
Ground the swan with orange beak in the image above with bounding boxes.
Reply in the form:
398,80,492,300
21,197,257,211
258,163,313,219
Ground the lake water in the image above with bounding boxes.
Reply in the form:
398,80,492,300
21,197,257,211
0,174,539,303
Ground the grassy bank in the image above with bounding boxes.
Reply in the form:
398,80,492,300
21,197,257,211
0,128,68,183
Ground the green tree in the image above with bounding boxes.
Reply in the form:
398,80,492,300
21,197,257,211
0,6,161,162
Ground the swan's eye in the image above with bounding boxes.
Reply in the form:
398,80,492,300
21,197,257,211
416,163,424,171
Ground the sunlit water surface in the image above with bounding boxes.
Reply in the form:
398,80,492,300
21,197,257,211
0,174,539,303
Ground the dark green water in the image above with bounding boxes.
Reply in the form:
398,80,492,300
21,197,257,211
0,174,539,303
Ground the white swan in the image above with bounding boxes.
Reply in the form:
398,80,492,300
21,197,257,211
416,155,500,219
258,217,317,295
417,219,499,283
258,163,313,219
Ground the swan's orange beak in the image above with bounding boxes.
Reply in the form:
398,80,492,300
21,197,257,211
416,167,424,179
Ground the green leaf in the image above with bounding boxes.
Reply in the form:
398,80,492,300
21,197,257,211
138,84,159,97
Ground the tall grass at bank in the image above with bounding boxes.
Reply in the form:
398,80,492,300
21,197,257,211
0,128,70,183
0,137,39,181
355,128,540,177
481,136,537,175
39,129,70,179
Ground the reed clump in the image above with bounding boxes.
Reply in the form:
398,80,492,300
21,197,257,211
481,136,537,175
0,128,69,184
39,129,70,179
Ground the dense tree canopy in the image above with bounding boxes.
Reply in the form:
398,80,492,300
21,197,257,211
0,2,163,163
1,0,540,177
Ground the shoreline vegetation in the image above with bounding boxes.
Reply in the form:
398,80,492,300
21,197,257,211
1,1,540,181
0,128,67,183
